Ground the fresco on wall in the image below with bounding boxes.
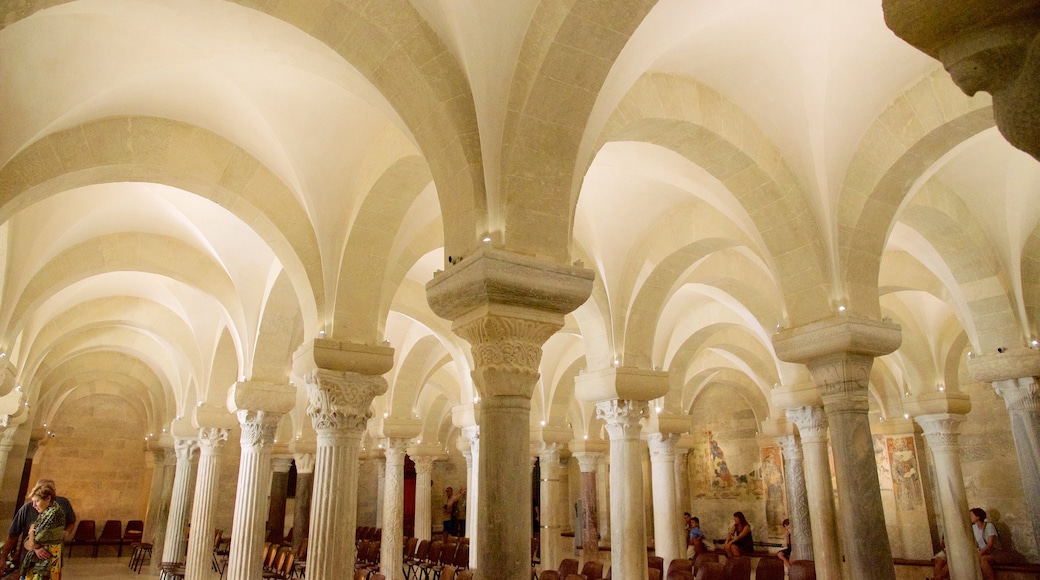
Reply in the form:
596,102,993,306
873,434,894,491
759,446,787,535
696,432,760,499
887,436,924,511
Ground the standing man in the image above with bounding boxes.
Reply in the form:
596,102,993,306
441,487,458,542
454,488,467,539
0,480,76,574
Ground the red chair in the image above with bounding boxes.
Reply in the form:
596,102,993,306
94,520,123,557
69,520,96,557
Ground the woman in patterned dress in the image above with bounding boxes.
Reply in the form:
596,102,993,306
19,484,64,580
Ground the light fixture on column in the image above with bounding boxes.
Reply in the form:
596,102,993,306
837,305,846,312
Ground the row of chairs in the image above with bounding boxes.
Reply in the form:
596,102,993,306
69,519,143,557
403,538,469,580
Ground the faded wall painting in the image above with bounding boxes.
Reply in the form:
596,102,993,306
887,436,924,511
873,434,893,491
759,446,787,535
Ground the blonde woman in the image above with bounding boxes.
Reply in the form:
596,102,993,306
19,484,65,580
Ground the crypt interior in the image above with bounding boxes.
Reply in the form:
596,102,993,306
1,1,1040,579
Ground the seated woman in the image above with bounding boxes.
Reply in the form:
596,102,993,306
20,483,66,580
722,511,753,557
971,507,999,580
777,519,792,569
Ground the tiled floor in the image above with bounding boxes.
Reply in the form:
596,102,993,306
62,556,222,579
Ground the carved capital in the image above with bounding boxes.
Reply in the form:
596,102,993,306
540,442,563,465
786,406,829,441
596,399,648,441
807,352,874,413
455,313,561,398
271,456,294,473
778,434,804,466
237,409,282,449
994,377,1040,412
197,428,229,452
412,456,436,475
915,413,967,450
572,451,602,473
293,453,315,474
646,432,679,460
174,437,199,461
383,437,410,465
305,369,387,433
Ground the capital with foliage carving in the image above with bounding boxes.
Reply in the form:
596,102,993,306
597,400,648,441
237,409,282,449
994,377,1040,412
197,428,229,452
305,370,387,433
174,437,199,462
786,406,829,441
914,413,966,450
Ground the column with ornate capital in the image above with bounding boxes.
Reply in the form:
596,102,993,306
599,400,650,580
380,438,410,580
291,451,315,553
786,407,840,578
225,381,294,580
426,248,593,580
778,434,812,561
184,425,230,580
161,437,198,565
647,433,680,566
373,451,386,527
916,413,981,580
573,451,601,563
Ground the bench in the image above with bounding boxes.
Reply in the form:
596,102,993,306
893,557,1040,579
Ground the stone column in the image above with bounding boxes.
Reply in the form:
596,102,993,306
969,349,1040,552
787,406,841,578
572,448,603,564
268,457,293,542
143,446,172,541
674,446,690,532
597,454,610,544
426,247,593,580
184,424,231,580
150,447,177,574
292,452,315,553
408,448,439,542
647,433,680,566
462,425,479,544
598,400,650,580
775,316,900,579
539,442,564,569
373,452,387,527
778,434,813,561
161,436,198,564
379,434,417,580
225,382,295,580
915,413,981,580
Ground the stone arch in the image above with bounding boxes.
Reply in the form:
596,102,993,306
2,1,485,260
1020,223,1040,341
0,116,321,331
667,323,779,412
252,271,304,385
499,0,657,261
336,156,432,342
839,70,994,318
685,369,770,426
1,233,243,349
899,198,1019,350
595,73,829,325
389,335,450,418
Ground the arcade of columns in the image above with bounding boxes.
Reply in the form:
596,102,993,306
3,3,1040,580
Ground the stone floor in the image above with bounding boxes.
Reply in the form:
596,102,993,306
62,555,223,579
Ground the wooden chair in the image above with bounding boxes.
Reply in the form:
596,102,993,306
558,558,579,577
538,571,560,580
371,574,386,580
722,555,750,580
754,556,785,580
648,556,665,577
788,560,816,580
440,564,458,580
565,575,584,580
649,568,661,580
457,570,473,580
263,548,294,580
69,520,97,557
120,520,144,557
666,571,694,580
405,539,430,580
452,542,469,570
667,559,692,576
354,570,371,580
128,542,153,573
580,560,603,580
93,520,123,557
693,561,723,580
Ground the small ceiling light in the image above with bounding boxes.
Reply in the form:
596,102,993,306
583,434,588,440
837,305,846,312
903,413,910,419
655,406,662,413
318,329,326,336
1032,340,1038,347
482,236,492,243
383,412,389,418
540,420,546,426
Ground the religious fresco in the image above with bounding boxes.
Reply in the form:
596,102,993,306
887,435,924,511
759,446,787,535
873,434,894,491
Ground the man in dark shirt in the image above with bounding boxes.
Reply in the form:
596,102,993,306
0,479,76,572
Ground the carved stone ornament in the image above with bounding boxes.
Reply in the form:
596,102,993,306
197,428,229,451
411,456,436,474
305,369,387,432
808,353,874,413
786,406,829,441
383,438,409,465
915,413,966,450
238,410,282,449
994,377,1040,412
573,451,602,473
293,453,316,474
647,433,678,460
456,314,561,398
174,437,199,461
596,399,648,440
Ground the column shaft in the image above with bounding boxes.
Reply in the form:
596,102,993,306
917,414,981,580
381,439,408,580
144,448,171,543
162,439,197,564
184,428,228,580
268,458,293,542
540,443,563,570
573,453,601,564
412,457,435,542
778,435,813,561
292,453,315,554
151,449,178,574
375,455,386,527
815,355,895,580
226,411,281,580
647,433,680,567
600,400,649,580
597,456,610,544
464,426,480,560
788,407,841,579
477,395,532,580
995,377,1040,550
